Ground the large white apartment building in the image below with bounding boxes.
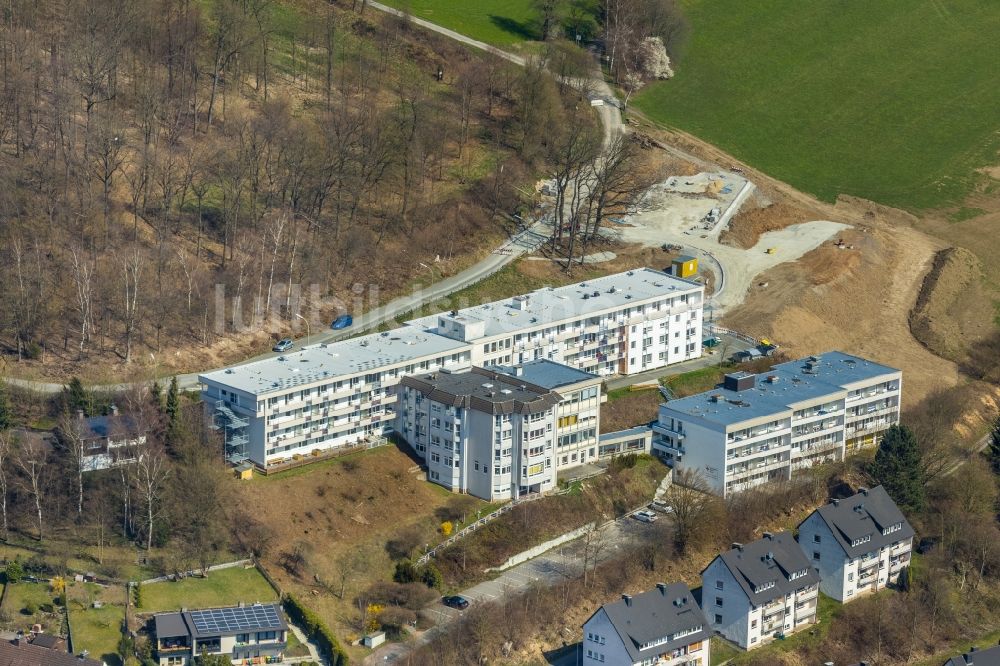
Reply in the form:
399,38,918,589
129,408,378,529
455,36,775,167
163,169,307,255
796,486,914,603
702,531,820,649
200,268,703,470
652,352,901,497
398,366,563,500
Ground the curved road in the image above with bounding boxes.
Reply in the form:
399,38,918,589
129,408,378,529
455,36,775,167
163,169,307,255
2,7,623,395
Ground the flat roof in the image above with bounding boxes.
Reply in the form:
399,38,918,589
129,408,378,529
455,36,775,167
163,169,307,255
492,359,599,389
662,351,900,427
401,369,561,415
199,328,468,395
406,267,700,339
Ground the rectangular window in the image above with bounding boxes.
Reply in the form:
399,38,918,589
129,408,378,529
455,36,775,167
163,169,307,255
714,614,722,624
813,534,821,543
813,551,821,561
715,597,723,607
715,580,723,590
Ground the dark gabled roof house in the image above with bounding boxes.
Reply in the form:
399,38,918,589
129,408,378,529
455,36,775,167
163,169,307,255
707,531,820,606
944,643,1000,666
807,485,914,558
0,636,103,666
583,582,711,664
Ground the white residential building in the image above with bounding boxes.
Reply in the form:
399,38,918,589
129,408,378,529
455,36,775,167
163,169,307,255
398,366,563,500
701,531,820,649
796,485,914,603
653,352,902,497
582,582,711,666
200,268,703,471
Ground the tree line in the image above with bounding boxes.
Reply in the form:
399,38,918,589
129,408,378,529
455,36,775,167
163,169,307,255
0,0,600,372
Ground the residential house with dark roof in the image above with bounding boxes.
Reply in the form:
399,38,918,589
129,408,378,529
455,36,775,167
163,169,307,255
152,602,287,666
701,531,820,649
0,636,103,666
57,406,148,472
796,485,914,603
581,582,711,665
943,642,1000,666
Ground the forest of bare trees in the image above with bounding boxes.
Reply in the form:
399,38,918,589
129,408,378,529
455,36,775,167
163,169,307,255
0,0,616,379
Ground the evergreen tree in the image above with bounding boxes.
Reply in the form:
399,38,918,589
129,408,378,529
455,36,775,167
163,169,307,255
63,377,89,416
988,414,1000,475
0,381,12,431
150,380,164,411
165,377,182,449
869,424,925,512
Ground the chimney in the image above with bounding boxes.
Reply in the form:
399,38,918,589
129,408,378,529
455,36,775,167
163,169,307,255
831,498,840,507
622,594,632,607
656,583,667,595
110,404,119,416
763,531,773,540
731,542,743,551
860,487,869,496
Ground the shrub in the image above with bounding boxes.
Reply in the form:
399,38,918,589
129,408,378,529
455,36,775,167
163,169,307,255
393,560,417,584
22,601,38,615
5,561,23,584
363,582,436,610
283,595,348,666
420,564,443,590
378,607,417,637
133,583,143,609
440,521,453,537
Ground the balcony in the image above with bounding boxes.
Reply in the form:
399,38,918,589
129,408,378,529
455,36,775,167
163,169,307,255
652,423,685,440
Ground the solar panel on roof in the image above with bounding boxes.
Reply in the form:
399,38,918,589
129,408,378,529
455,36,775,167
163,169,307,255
189,604,282,635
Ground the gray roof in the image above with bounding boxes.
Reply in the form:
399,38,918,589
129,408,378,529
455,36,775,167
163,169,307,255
407,267,701,339
805,485,914,559
154,611,190,638
199,328,469,395
945,644,1000,666
401,368,562,415
492,359,599,390
79,413,142,440
705,531,819,606
662,351,900,428
154,603,286,640
585,582,710,663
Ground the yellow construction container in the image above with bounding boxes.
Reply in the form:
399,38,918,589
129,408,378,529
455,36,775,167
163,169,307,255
671,255,698,278
234,462,254,480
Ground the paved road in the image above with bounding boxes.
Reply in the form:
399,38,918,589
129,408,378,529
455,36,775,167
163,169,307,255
604,333,755,392
365,516,657,664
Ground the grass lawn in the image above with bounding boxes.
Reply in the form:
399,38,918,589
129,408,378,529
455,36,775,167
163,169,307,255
377,0,538,46
661,365,726,397
634,0,1000,211
725,593,841,665
710,636,740,666
1,582,61,633
138,566,277,613
67,582,125,666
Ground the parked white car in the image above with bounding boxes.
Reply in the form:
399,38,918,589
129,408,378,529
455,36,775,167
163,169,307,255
649,500,674,514
633,510,658,523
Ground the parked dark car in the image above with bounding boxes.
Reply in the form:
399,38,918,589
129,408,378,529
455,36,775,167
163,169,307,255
331,314,353,330
442,595,469,610
272,338,294,352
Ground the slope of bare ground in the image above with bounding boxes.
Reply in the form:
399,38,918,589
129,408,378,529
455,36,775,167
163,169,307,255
909,247,986,362
722,220,956,407
719,200,818,249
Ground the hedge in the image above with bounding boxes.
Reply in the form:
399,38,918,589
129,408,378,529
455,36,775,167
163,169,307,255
283,595,349,666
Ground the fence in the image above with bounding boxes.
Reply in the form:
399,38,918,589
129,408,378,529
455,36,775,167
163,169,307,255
416,492,548,565
137,558,252,585
706,323,763,347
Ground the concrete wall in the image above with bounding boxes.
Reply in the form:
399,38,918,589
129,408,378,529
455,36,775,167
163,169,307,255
486,522,595,571
702,557,752,648
582,608,635,665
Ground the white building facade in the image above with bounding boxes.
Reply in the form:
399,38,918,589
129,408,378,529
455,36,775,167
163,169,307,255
397,367,563,500
582,582,711,666
701,532,820,649
200,268,703,471
653,352,901,497
796,486,914,603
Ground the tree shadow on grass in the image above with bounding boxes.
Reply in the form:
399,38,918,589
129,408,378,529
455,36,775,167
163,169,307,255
488,15,538,41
